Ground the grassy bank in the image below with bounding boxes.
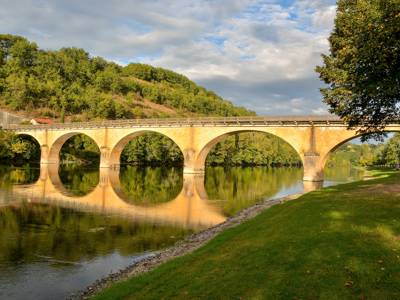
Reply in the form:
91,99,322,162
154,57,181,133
94,169,400,299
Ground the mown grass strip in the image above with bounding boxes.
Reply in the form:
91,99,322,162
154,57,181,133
94,170,400,300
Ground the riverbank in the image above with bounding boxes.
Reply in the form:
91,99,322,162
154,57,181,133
88,169,400,299
70,192,303,299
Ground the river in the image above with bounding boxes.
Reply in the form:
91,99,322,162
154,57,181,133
0,164,364,300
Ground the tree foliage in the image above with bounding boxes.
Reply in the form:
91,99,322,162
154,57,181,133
0,34,253,120
375,133,400,165
120,132,302,167
316,0,400,139
60,134,100,165
207,133,301,167
121,133,183,166
326,133,400,168
0,131,40,164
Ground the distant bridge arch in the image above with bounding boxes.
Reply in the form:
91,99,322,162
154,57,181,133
47,131,101,165
15,133,41,146
108,130,184,167
194,128,303,173
9,116,400,182
321,127,400,170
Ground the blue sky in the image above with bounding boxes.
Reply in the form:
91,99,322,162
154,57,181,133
0,0,337,115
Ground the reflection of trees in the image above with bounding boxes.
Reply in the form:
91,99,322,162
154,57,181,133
324,165,364,182
119,166,183,205
58,166,99,196
205,167,303,216
0,166,40,187
0,203,194,265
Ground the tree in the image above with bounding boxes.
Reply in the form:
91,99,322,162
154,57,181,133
316,0,400,139
376,133,400,165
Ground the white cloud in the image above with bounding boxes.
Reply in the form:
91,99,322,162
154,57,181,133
0,0,337,115
312,107,328,115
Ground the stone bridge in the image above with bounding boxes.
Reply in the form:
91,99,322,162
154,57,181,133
8,116,400,182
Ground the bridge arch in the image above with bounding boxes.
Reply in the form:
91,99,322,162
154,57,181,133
194,129,303,173
48,132,101,165
15,133,41,147
321,130,400,170
13,133,42,163
108,130,184,167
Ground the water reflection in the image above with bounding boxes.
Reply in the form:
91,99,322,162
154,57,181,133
58,165,99,196
324,165,364,185
12,165,225,229
0,164,365,299
205,167,303,216
118,166,183,205
0,165,40,187
0,165,204,300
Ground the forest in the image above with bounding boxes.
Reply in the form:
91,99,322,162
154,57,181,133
0,34,252,120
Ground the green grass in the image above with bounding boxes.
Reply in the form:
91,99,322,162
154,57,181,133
94,170,400,300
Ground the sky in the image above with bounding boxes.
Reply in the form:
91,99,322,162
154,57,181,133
0,0,337,115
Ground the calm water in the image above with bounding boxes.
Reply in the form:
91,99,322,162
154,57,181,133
0,164,364,300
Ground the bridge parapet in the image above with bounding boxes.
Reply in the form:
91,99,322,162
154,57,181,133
6,115,345,131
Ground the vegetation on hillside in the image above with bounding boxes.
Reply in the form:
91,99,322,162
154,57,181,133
0,34,252,120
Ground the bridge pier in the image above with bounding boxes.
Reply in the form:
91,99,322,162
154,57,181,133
183,148,205,175
183,167,205,175
40,145,50,164
99,146,111,168
40,144,60,165
303,181,324,192
302,153,324,182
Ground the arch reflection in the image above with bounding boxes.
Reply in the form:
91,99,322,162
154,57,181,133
12,165,225,229
58,165,99,196
115,166,183,206
0,166,40,186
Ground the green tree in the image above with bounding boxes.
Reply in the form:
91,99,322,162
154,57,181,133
376,133,400,165
316,0,400,138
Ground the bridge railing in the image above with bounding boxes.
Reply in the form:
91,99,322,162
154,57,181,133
5,115,345,130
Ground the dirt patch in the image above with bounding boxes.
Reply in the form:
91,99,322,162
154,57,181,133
68,193,302,300
346,182,400,198
364,183,400,195
132,99,178,115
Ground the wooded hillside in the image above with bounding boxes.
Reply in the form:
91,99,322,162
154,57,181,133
0,34,252,121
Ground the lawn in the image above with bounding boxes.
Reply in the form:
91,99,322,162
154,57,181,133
94,169,400,300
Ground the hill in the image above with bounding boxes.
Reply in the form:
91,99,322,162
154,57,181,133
0,34,253,121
